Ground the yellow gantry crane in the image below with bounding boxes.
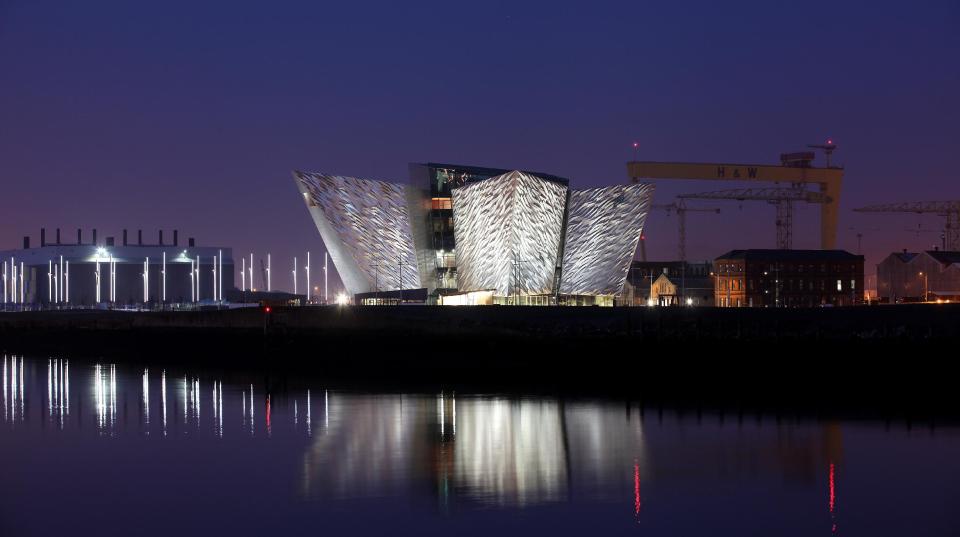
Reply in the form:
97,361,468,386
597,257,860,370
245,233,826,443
628,144,843,249
678,187,831,249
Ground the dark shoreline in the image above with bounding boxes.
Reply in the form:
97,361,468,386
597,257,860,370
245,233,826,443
1,304,958,421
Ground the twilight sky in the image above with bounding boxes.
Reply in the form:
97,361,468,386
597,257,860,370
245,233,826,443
1,0,958,292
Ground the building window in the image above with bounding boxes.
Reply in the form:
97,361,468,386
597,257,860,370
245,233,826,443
837,279,842,291
851,279,855,290
431,197,452,210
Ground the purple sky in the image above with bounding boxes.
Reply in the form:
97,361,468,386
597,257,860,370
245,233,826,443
1,0,957,292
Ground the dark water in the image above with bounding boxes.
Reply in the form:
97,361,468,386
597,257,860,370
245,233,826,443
0,354,958,536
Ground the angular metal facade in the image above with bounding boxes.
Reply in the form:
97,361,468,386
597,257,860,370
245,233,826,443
560,184,654,296
294,172,421,296
452,171,568,296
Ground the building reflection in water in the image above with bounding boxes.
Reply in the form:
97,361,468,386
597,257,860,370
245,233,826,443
161,370,167,435
93,363,117,433
301,394,648,508
3,355,26,423
302,394,430,499
454,398,569,506
47,359,69,429
1,354,849,527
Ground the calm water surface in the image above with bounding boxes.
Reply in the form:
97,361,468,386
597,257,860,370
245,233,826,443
0,354,958,536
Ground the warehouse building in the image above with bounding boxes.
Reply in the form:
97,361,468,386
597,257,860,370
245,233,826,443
876,249,960,303
714,249,864,307
0,228,233,308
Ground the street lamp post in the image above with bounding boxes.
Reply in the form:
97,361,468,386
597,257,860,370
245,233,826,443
919,271,928,302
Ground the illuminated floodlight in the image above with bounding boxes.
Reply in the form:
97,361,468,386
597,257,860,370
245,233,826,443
335,293,349,306
686,297,693,306
647,298,655,307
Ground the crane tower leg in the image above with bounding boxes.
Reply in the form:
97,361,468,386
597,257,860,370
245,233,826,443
775,200,793,250
821,181,841,250
947,211,960,251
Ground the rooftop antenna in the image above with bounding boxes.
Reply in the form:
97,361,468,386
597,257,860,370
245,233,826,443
807,138,838,168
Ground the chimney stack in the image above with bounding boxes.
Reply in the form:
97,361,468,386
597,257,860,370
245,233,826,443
77,228,82,245
159,230,164,246
40,228,46,247
56,228,61,245
173,230,179,246
123,229,128,246
93,229,97,245
23,236,30,249
138,229,143,246
189,237,196,247
106,237,115,247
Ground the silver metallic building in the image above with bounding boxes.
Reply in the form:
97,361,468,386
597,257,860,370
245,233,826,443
294,172,421,295
559,184,655,296
295,168,654,303
452,171,568,297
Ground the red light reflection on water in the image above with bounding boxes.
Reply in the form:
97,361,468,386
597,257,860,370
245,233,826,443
634,459,641,522
829,461,837,533
266,394,272,436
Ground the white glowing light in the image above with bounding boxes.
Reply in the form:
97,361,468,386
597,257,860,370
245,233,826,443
293,256,298,296
335,292,349,306
110,255,116,303
162,252,167,303
647,298,655,307
143,369,150,428
161,370,167,436
143,257,150,304
218,249,223,303
212,255,218,301
686,298,693,306
95,259,101,303
305,252,311,304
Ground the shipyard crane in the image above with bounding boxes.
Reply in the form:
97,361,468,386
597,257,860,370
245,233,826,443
853,201,960,251
628,142,843,249
650,200,720,261
677,187,831,249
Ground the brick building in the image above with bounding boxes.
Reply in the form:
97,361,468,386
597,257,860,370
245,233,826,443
714,250,864,307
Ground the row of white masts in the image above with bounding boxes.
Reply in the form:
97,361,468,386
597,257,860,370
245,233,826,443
238,251,328,303
2,258,25,304
3,249,330,305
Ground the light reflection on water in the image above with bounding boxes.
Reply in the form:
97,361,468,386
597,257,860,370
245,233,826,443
0,354,958,536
